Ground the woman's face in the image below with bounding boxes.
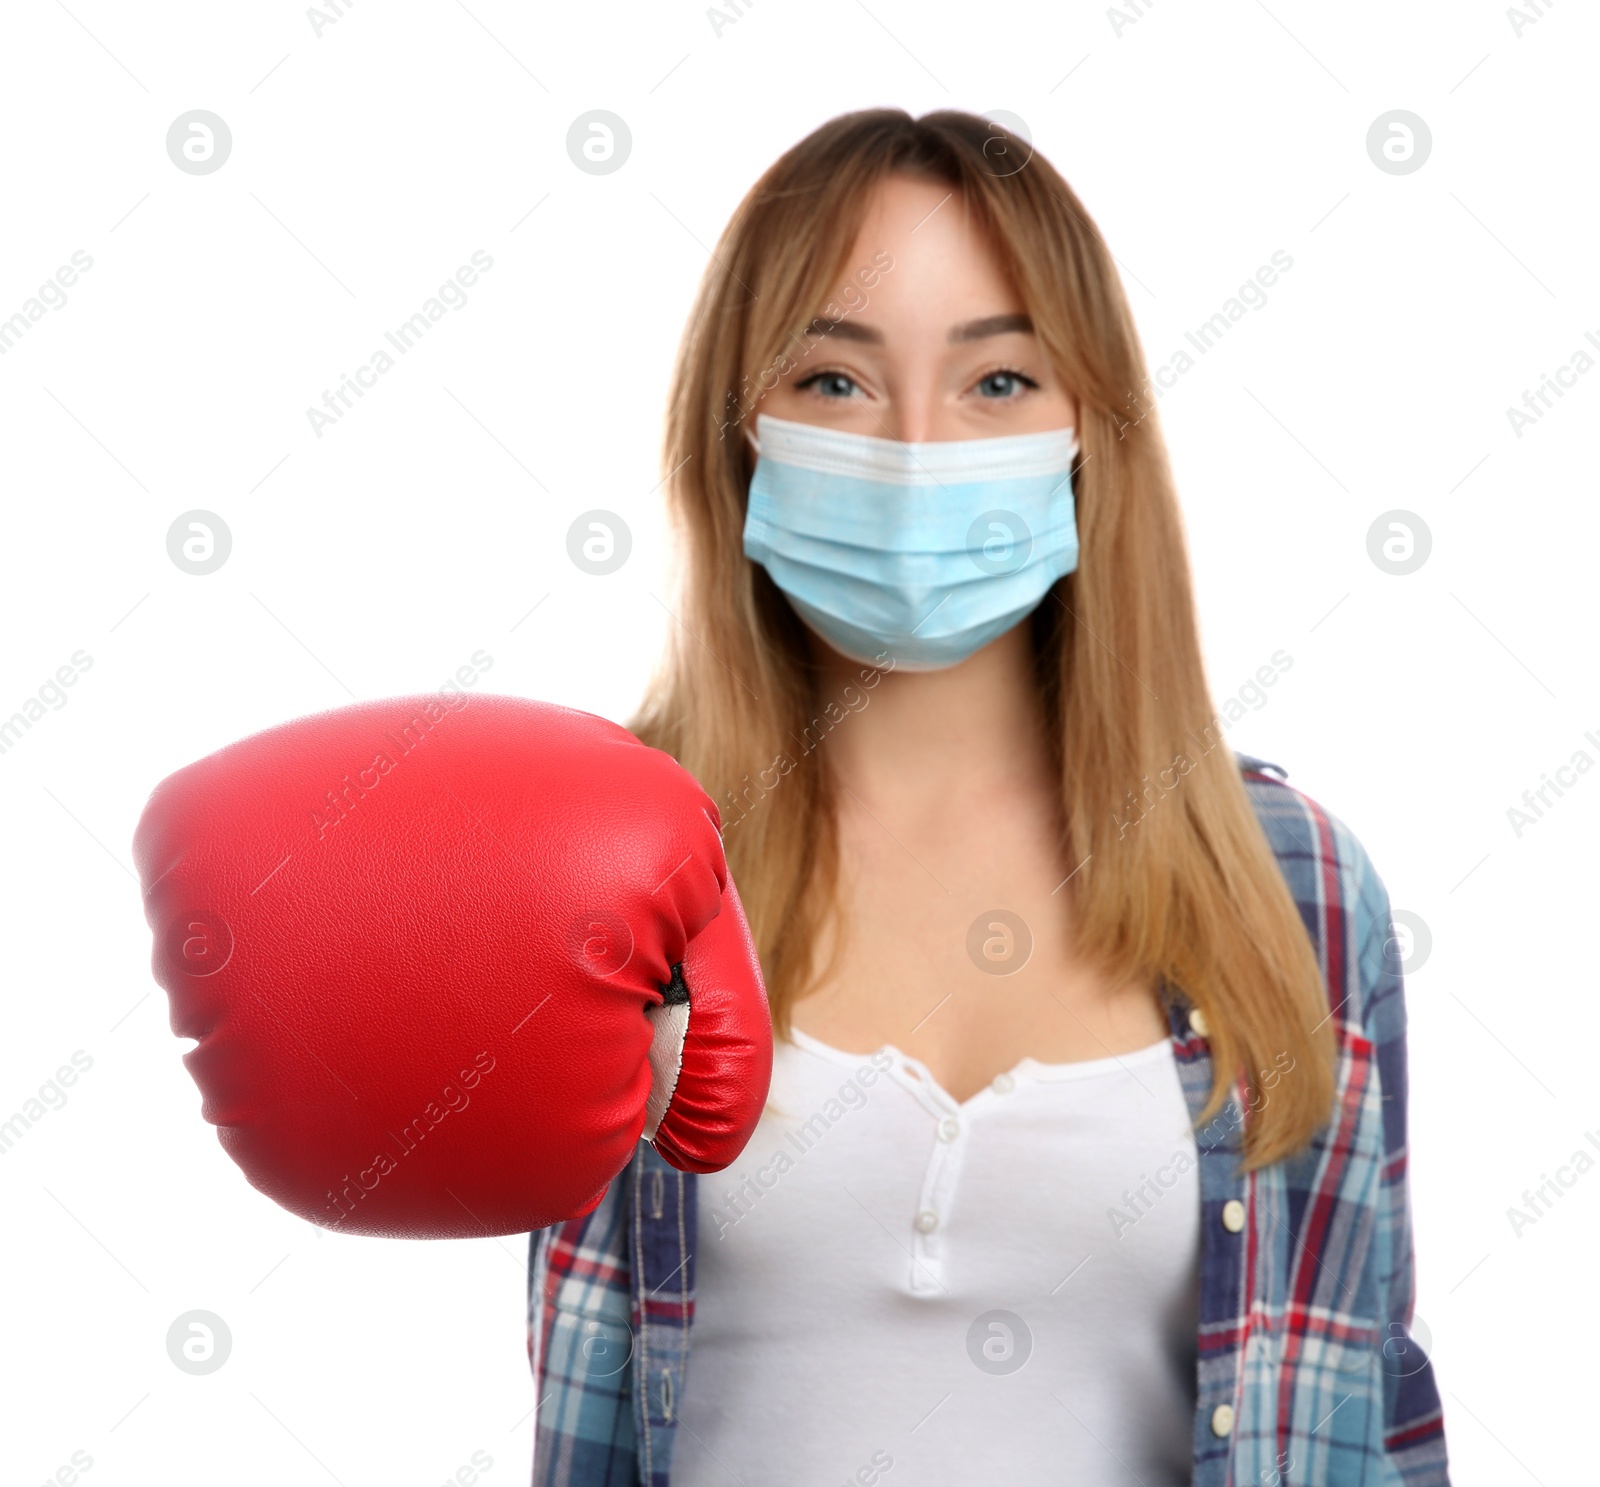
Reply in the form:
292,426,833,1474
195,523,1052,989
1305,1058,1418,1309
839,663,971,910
754,173,1079,443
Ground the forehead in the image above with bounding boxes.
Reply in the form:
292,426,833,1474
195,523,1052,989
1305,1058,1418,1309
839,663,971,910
828,174,1022,323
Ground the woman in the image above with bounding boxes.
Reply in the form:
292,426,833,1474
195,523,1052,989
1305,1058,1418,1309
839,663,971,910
529,108,1448,1487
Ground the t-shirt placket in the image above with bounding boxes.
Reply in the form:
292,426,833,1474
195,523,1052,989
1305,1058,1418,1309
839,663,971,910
887,1054,1011,1295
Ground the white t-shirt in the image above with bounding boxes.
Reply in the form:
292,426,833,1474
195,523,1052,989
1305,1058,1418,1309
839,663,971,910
672,1027,1201,1487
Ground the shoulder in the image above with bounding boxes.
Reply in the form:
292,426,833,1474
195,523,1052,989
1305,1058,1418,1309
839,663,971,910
1231,749,1402,1045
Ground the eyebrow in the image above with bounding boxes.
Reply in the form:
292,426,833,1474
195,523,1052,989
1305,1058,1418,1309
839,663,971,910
802,312,1034,346
949,312,1034,344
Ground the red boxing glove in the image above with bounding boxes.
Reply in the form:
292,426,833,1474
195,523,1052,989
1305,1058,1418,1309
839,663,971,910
132,693,772,1238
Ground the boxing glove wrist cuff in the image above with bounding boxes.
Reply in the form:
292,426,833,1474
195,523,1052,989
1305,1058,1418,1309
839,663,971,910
642,963,690,1142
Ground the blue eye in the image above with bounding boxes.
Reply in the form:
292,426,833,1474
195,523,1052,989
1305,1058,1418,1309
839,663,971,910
797,371,860,399
977,368,1038,398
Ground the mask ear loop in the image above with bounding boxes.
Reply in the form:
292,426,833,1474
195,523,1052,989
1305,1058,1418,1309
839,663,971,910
742,423,761,458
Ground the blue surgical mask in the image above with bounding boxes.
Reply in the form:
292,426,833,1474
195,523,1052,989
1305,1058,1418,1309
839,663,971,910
742,413,1080,671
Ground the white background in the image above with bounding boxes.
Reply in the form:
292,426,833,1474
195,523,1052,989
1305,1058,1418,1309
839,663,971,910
2,1,1594,1482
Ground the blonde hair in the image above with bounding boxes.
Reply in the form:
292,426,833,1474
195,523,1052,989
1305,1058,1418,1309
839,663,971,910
628,107,1333,1167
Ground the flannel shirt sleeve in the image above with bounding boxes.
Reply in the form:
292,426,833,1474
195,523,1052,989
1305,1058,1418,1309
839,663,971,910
529,1183,643,1487
1347,831,1450,1485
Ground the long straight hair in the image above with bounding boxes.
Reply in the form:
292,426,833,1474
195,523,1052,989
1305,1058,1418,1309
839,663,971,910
628,108,1334,1167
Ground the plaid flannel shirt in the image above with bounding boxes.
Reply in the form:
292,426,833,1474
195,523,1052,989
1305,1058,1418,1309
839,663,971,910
525,751,1450,1485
